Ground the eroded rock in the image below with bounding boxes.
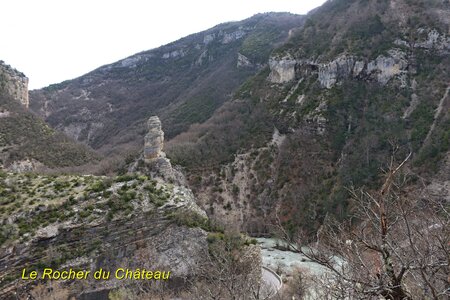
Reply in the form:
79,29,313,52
366,49,407,85
0,61,29,108
268,55,297,83
144,116,164,162
222,29,246,44
237,53,253,68
318,55,355,89
277,48,409,89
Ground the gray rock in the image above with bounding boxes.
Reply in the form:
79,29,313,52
144,116,164,162
196,50,208,66
318,55,355,89
367,49,407,85
162,49,186,59
203,33,215,44
8,159,43,173
222,29,246,44
237,53,253,68
353,60,365,77
0,61,29,108
417,29,450,51
268,55,297,83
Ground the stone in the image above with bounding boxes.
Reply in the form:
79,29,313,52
222,29,246,44
353,61,365,77
366,49,407,85
0,110,10,118
160,185,207,218
237,53,253,68
312,49,408,88
140,116,188,184
35,224,59,239
203,33,215,44
0,60,29,108
318,55,354,89
195,50,208,66
268,55,297,83
416,29,450,51
144,116,164,162
8,159,43,173
162,49,186,59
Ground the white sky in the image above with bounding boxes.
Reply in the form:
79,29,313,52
0,0,326,89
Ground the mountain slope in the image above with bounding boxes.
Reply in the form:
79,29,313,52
166,0,450,234
0,61,98,170
29,13,305,156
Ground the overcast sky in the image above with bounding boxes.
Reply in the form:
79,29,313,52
1,0,327,89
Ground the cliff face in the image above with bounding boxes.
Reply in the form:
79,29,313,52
0,61,29,108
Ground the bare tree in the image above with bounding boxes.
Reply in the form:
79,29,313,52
105,231,268,300
188,231,270,300
276,151,450,299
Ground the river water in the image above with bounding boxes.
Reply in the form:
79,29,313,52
256,238,330,276
257,238,347,299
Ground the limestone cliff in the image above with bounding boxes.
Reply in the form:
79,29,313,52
268,54,297,83
0,61,29,108
269,49,409,88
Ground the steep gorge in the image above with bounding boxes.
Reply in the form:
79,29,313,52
167,0,450,235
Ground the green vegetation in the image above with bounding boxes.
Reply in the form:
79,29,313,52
240,25,280,63
167,100,273,169
0,93,99,168
0,172,185,246
89,179,112,193
171,0,449,238
168,210,224,233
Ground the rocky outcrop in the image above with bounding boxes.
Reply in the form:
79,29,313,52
237,53,253,68
162,185,207,218
366,49,408,85
203,33,215,44
0,168,209,298
318,50,407,88
140,116,188,184
318,55,357,89
268,55,297,83
7,159,43,173
417,29,450,51
394,29,450,53
162,49,186,59
195,50,209,66
144,116,164,162
222,29,246,44
271,49,409,88
0,61,29,108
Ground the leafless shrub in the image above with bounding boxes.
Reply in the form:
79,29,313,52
276,151,449,299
